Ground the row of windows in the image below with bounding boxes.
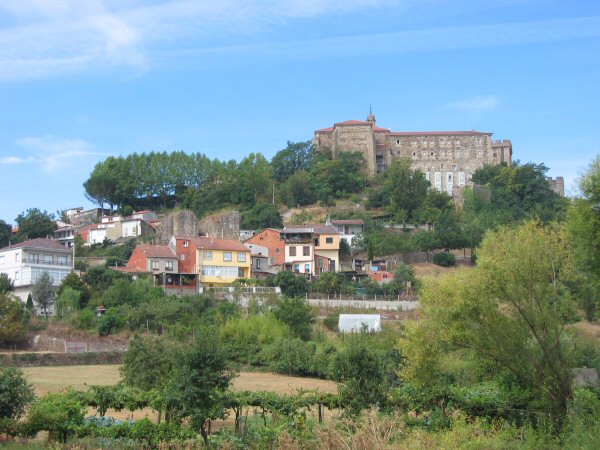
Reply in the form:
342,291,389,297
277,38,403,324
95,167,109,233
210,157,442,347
289,246,311,257
396,137,484,147
150,260,174,270
201,266,245,277
203,251,246,262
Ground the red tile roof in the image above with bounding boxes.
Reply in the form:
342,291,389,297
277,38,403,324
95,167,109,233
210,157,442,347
389,131,492,136
2,238,70,252
316,126,334,132
332,219,364,225
139,244,177,259
178,236,250,252
334,120,372,126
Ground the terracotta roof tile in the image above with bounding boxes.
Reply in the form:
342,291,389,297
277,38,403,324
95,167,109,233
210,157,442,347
185,236,250,252
139,244,177,259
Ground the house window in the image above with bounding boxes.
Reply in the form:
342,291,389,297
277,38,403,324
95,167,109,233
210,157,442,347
151,260,159,270
237,252,246,262
238,267,245,277
223,252,232,262
289,246,297,257
325,237,333,244
303,246,310,256
180,254,186,261
183,241,189,247
43,255,52,264
275,248,280,254
294,264,300,273
15,271,19,280
204,251,213,261
15,253,20,262
165,261,173,270
57,256,67,265
304,263,310,273
29,253,39,263
256,259,262,269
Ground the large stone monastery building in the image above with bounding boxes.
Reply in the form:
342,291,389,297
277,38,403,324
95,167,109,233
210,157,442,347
313,112,512,196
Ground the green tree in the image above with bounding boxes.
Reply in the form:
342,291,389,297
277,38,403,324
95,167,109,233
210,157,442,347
403,221,575,422
0,273,14,294
279,170,317,207
332,336,390,414
55,287,80,320
0,220,11,248
273,296,314,341
267,270,309,298
57,272,91,308
14,208,56,242
240,203,283,230
25,391,85,443
271,140,313,182
31,272,56,317
567,156,600,320
311,152,365,203
314,271,341,294
164,327,235,444
122,335,179,392
0,293,29,346
237,153,273,206
0,367,35,420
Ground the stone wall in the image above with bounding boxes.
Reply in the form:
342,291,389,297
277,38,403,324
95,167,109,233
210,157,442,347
155,209,199,244
198,210,241,240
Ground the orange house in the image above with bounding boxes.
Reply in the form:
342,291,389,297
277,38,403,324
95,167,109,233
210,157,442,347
244,228,285,268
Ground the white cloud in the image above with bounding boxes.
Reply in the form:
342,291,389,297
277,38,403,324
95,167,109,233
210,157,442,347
0,136,105,174
449,96,499,112
1,2,599,81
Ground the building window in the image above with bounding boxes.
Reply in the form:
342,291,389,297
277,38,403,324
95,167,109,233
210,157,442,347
223,252,232,262
151,260,159,270
180,254,186,261
238,267,245,277
43,255,52,264
326,237,333,244
237,252,246,262
15,253,20,262
289,246,297,256
275,248,280,254
305,263,310,273
165,261,173,270
183,241,189,247
294,264,300,273
29,253,39,263
204,251,213,261
303,246,310,256
15,271,19,280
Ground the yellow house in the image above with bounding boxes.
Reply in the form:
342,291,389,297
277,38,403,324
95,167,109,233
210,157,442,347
191,236,251,287
314,225,341,273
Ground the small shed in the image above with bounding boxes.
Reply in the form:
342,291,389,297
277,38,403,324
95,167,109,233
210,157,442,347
338,314,382,333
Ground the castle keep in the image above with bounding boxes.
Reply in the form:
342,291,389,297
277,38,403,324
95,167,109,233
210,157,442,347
313,112,512,196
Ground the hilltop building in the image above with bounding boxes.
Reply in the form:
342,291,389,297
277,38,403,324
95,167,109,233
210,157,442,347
313,112,513,196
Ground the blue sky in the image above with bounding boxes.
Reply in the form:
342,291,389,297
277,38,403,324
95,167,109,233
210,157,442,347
1,0,599,223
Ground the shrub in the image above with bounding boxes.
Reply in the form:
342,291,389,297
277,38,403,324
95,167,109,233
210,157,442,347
433,252,456,267
25,391,85,443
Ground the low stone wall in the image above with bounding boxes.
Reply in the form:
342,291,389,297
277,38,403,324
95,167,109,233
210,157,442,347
0,351,124,367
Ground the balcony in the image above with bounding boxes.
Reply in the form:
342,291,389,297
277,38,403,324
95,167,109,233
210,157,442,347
25,258,72,267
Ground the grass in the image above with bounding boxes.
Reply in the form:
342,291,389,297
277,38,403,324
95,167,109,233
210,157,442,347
22,364,337,397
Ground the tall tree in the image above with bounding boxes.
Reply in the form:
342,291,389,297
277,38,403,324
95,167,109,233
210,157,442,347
271,140,313,182
567,156,600,320
0,273,14,294
0,220,11,248
0,367,35,420
164,327,235,444
31,272,56,318
14,209,56,241
279,170,317,207
0,293,29,345
403,221,575,421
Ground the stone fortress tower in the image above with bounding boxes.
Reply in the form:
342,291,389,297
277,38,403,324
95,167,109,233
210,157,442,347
313,111,513,196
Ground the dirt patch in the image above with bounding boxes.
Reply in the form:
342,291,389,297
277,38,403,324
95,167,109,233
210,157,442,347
571,321,600,343
23,365,337,397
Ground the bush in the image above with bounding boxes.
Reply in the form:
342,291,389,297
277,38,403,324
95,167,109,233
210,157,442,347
25,391,85,443
262,338,315,376
433,252,456,267
97,311,118,336
0,367,35,421
323,314,339,332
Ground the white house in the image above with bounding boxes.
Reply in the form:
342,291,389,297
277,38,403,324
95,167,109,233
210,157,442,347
0,238,74,310
331,219,364,247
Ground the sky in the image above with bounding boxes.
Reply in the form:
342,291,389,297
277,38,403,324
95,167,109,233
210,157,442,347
0,0,599,223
